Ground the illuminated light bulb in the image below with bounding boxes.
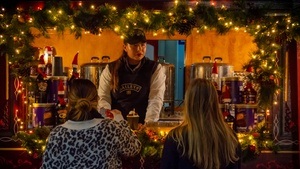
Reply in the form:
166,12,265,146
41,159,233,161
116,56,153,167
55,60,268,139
256,25,260,29
189,8,192,12
204,26,207,29
17,118,21,121
91,5,95,9
42,146,46,151
175,0,178,5
28,151,32,154
78,2,82,6
0,35,3,38
20,126,23,129
71,25,75,29
58,10,62,14
114,27,119,32
29,130,33,134
120,35,124,39
168,12,172,16
266,110,270,116
2,8,5,11
153,32,157,36
48,10,52,13
274,101,278,105
112,6,116,10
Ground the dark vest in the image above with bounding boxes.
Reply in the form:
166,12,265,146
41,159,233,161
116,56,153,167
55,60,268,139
109,57,158,123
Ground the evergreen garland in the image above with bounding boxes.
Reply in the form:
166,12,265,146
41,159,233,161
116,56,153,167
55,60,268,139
1,0,300,108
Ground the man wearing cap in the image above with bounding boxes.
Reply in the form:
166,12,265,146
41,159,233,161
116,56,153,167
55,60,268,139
98,29,166,124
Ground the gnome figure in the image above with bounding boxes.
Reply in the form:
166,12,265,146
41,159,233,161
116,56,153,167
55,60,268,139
221,85,232,103
71,52,79,79
211,61,219,89
37,55,46,78
57,79,66,106
55,79,67,125
68,52,79,91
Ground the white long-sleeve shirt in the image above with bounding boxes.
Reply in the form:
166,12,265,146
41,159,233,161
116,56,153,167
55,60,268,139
98,62,166,123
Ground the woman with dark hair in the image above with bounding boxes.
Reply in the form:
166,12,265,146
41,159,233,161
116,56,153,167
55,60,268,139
41,79,141,169
98,28,166,124
160,78,241,169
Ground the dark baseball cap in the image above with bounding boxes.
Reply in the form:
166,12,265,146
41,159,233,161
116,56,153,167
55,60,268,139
124,29,147,45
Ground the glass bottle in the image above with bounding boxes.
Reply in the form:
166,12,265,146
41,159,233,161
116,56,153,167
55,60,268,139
242,82,257,104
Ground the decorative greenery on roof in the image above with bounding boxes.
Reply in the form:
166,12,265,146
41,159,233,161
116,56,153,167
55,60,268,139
1,0,299,108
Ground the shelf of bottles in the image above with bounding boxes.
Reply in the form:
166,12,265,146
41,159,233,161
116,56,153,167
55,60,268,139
216,72,262,133
27,46,79,129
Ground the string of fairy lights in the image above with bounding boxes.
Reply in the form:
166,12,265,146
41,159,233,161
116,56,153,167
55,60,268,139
1,0,299,157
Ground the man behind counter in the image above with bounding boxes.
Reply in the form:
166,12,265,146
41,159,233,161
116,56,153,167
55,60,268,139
98,28,166,124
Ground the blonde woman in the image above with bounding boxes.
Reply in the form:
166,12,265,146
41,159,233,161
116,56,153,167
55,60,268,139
160,78,241,169
41,79,141,169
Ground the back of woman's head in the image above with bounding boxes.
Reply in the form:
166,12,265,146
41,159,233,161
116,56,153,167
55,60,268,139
67,79,99,121
184,78,222,124
176,78,239,169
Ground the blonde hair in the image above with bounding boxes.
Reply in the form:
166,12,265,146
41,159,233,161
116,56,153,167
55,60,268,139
169,78,239,169
67,79,99,121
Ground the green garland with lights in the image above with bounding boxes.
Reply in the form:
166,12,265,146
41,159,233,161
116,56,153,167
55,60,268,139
1,0,300,108
14,120,277,165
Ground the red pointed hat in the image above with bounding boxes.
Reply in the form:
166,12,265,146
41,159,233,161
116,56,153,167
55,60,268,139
222,85,231,103
212,61,218,74
72,52,79,68
44,46,53,55
58,79,65,95
38,55,45,68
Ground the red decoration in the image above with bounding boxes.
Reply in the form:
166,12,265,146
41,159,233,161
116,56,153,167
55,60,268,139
44,46,53,55
212,61,218,75
105,110,114,119
37,55,47,78
72,52,79,68
246,66,253,73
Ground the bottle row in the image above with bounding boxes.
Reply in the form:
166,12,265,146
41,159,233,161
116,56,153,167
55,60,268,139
220,103,264,133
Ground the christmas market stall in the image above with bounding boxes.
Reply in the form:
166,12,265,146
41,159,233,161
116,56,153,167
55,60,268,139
1,0,300,168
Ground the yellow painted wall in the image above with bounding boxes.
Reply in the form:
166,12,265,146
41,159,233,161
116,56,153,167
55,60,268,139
32,28,256,73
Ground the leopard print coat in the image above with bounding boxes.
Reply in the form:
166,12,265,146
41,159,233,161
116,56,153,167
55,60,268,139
41,119,141,169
